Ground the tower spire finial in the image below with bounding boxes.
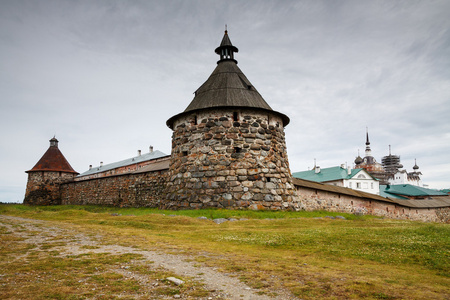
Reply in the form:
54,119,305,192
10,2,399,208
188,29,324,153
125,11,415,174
215,27,239,64
366,127,370,145
364,127,372,157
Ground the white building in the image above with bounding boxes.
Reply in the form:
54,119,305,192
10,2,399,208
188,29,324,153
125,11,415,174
389,159,426,187
292,165,380,195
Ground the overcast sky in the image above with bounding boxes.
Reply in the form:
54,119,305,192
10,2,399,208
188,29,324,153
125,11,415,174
1,0,449,203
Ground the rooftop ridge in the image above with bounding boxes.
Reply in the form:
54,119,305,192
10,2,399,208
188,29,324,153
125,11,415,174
78,150,168,177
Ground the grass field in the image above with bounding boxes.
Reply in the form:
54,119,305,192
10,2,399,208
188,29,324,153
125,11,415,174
1,204,449,299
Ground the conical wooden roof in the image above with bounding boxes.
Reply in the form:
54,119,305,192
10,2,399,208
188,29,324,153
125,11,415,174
167,30,289,128
26,137,78,174
184,60,273,112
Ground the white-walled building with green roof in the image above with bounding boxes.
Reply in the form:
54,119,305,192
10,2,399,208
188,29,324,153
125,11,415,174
292,165,380,195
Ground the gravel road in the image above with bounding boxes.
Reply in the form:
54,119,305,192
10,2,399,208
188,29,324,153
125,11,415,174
1,215,293,299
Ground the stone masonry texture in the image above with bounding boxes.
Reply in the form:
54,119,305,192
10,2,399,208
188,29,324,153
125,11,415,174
295,184,449,223
61,170,168,208
24,171,76,205
39,169,449,223
163,108,301,210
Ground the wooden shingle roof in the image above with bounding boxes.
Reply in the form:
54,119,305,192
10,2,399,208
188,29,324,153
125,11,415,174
167,30,290,129
185,61,273,112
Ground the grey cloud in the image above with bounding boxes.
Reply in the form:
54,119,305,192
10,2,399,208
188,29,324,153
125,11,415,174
1,0,450,203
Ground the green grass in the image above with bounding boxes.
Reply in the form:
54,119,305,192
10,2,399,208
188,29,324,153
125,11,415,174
1,204,449,299
2,203,377,220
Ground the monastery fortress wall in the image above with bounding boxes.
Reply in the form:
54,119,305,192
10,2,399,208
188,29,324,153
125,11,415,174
56,170,449,223
61,170,168,208
24,31,450,223
293,179,449,223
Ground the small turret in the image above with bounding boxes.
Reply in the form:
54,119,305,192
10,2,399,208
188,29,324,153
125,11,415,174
49,136,58,147
215,26,239,64
24,137,78,205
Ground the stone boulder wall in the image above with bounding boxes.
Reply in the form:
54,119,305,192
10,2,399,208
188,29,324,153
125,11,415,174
24,172,75,205
295,184,450,223
164,108,301,210
60,170,168,207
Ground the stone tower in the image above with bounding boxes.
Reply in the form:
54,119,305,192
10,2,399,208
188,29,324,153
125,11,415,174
164,30,300,210
24,137,78,205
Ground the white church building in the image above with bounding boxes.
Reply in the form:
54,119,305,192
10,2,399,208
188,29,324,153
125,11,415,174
292,165,380,195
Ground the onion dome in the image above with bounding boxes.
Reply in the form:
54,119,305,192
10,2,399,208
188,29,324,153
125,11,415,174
26,137,78,174
166,29,289,129
354,156,363,164
354,149,363,164
413,159,419,171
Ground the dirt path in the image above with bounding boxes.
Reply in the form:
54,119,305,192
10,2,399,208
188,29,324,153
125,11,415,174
1,215,292,299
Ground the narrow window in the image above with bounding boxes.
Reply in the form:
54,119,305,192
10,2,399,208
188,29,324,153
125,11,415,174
233,112,238,121
267,177,271,183
194,115,197,125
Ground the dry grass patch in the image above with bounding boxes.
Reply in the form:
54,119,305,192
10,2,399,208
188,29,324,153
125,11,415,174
1,204,449,299
0,216,217,299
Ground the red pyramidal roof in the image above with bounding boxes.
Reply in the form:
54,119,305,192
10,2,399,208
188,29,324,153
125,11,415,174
26,137,78,174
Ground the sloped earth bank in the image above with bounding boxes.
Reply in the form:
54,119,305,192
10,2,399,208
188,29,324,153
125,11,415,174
0,215,293,299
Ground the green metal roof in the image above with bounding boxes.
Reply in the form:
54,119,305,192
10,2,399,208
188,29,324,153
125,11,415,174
439,189,450,194
292,166,370,183
379,188,409,199
380,184,447,197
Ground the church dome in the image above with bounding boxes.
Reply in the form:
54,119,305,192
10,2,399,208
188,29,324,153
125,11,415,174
413,159,419,170
354,155,363,164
